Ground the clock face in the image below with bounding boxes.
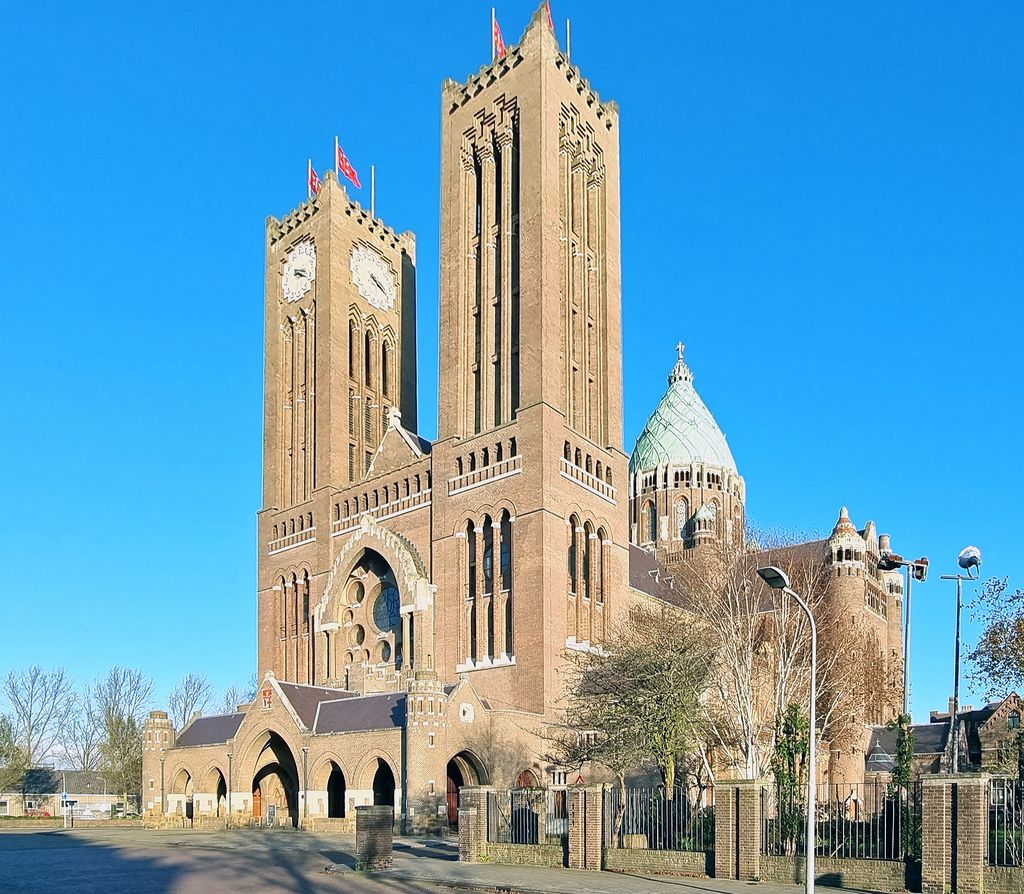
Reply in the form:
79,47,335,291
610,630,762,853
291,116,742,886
350,244,397,311
282,239,316,303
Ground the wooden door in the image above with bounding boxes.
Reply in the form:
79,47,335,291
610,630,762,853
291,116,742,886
252,787,262,818
446,775,459,827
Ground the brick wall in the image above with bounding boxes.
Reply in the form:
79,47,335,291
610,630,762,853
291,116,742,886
715,779,764,880
354,804,394,870
604,848,710,876
485,843,565,868
760,855,906,891
568,786,604,870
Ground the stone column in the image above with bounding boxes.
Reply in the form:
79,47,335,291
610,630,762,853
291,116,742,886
568,786,605,870
457,785,492,863
715,779,765,881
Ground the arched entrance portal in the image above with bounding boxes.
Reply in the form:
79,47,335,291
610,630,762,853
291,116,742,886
171,768,194,821
327,762,347,818
250,731,300,827
446,751,488,827
371,758,395,808
205,767,228,817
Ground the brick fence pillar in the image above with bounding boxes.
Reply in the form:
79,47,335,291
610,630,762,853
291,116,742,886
954,775,989,894
568,786,605,870
355,804,394,870
715,778,765,880
922,776,954,894
458,785,492,863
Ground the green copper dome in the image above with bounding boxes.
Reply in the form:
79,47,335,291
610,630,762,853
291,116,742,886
629,345,738,476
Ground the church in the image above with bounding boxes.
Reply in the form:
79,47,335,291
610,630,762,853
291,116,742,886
142,5,904,829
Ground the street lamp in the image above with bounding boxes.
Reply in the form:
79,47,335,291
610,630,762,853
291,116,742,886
877,549,929,718
940,546,983,774
758,565,817,894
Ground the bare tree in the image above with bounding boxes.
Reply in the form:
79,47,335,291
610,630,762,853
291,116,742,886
93,667,152,812
2,666,75,765
219,674,259,714
167,673,213,729
0,714,29,793
60,691,104,772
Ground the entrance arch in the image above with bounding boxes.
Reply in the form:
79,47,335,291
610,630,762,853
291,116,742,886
171,768,194,821
446,751,488,827
250,731,300,826
326,762,347,818
204,767,227,817
371,758,396,808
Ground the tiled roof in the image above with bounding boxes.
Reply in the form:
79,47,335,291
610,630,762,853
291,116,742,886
276,681,356,729
18,769,111,796
314,692,406,734
176,712,245,747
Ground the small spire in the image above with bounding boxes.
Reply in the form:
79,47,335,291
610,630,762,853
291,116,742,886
668,341,693,386
676,341,685,361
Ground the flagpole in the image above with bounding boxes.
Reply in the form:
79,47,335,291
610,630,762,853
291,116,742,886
371,165,376,219
307,158,312,200
491,7,496,62
566,18,571,61
334,135,339,177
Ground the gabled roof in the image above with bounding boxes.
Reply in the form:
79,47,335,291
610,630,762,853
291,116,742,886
18,769,111,796
865,722,949,770
366,409,431,479
176,712,245,747
628,544,692,609
314,691,406,734
276,681,357,729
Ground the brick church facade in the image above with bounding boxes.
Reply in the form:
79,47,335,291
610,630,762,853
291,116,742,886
142,6,904,828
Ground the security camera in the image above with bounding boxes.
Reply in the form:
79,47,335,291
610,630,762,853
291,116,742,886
957,546,982,578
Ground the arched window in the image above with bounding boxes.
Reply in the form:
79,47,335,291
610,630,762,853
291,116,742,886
279,576,287,638
564,441,571,461
585,455,592,474
364,330,372,384
606,467,613,486
595,461,603,480
381,342,390,398
509,437,517,457
574,448,582,467
568,515,579,595
349,320,357,378
469,453,476,472
456,457,463,476
496,442,503,462
583,521,593,600
646,502,657,543
500,511,512,592
467,520,478,661
482,447,490,466
482,515,494,595
301,572,310,633
595,528,607,605
290,573,299,635
272,524,278,539
676,499,689,539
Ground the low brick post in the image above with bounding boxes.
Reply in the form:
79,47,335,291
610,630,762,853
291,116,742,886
715,779,764,880
922,776,954,894
458,785,492,863
568,785,605,870
954,775,989,894
355,805,394,871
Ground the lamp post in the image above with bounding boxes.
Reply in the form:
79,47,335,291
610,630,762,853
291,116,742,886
940,546,983,773
877,551,929,718
758,565,817,894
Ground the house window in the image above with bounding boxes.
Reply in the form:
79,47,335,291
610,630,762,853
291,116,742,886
0,801,8,816
1010,712,1021,730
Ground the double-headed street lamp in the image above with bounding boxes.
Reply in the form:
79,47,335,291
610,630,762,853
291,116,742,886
941,546,983,773
877,550,929,718
757,565,817,894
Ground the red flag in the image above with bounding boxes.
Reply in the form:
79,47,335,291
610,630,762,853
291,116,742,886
308,160,321,198
336,139,362,189
545,0,555,32
493,13,506,59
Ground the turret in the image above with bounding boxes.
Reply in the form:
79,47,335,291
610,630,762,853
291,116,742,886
141,710,176,817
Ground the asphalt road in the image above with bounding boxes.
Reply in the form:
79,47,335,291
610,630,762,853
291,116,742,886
0,828,454,894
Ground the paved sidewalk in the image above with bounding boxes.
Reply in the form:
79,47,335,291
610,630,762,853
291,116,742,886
329,837,876,894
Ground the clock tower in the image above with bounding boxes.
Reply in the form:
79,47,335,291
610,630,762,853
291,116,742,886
262,171,417,511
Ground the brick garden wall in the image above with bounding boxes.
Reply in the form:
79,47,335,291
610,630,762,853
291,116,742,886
984,866,1024,894
760,854,907,892
604,847,710,876
484,843,565,868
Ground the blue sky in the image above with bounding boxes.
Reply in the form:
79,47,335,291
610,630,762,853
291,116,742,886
0,1,1020,721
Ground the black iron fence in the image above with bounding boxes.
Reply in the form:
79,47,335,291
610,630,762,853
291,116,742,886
762,781,919,862
603,786,714,852
487,788,568,845
989,778,1024,866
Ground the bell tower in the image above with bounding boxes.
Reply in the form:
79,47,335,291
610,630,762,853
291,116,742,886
432,7,629,717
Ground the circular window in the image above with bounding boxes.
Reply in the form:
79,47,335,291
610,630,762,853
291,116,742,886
350,580,365,605
379,642,392,663
350,624,365,646
372,585,400,631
